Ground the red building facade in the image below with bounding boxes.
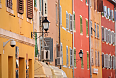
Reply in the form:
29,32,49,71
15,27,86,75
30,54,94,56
101,0,115,78
74,0,89,78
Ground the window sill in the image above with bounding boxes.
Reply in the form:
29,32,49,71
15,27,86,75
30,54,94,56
27,18,32,24
6,7,14,14
74,67,77,69
17,13,23,19
102,15,104,17
86,3,88,6
34,7,38,11
81,0,83,2
0,3,2,9
80,33,83,35
86,35,89,38
81,68,84,69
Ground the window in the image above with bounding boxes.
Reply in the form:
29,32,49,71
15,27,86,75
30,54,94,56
43,0,47,16
108,55,110,68
7,0,12,9
86,19,88,36
70,48,73,66
60,6,62,25
70,14,73,31
97,24,99,38
95,51,97,66
87,52,89,69
26,54,29,78
27,0,33,19
104,28,106,41
66,46,68,66
34,0,37,7
73,11,76,31
39,0,41,11
98,51,100,66
110,10,112,20
8,56,13,78
102,53,104,68
91,49,94,65
80,16,83,33
66,11,69,29
112,55,115,69
90,21,93,35
94,0,96,10
97,0,103,12
112,10,114,21
17,0,24,14
61,43,63,65
102,27,104,41
95,23,96,37
112,32,115,45
104,6,107,18
107,8,110,19
109,30,111,44
110,56,112,69
86,0,88,4
74,48,76,67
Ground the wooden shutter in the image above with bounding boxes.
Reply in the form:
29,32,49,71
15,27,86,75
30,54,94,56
114,10,116,21
97,0,103,12
60,43,63,65
91,49,94,65
7,0,12,9
94,0,96,10
27,0,33,19
17,0,24,14
98,52,100,66
66,12,69,29
110,56,112,69
66,46,68,66
80,16,82,33
95,51,97,66
60,6,62,25
95,23,96,37
74,48,76,67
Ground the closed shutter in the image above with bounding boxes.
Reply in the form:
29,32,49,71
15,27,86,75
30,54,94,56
44,37,53,62
102,27,104,41
27,0,33,19
102,53,104,68
113,56,115,69
112,10,114,21
66,46,68,66
108,8,110,19
35,33,38,57
73,12,75,30
60,6,62,25
70,48,72,66
110,56,112,69
95,23,96,37
110,10,112,20
97,24,99,38
91,21,93,35
70,14,72,31
66,11,69,29
94,0,96,10
104,28,106,41
114,10,116,21
91,49,94,65
39,0,41,11
108,55,110,68
95,51,97,66
87,52,89,69
97,0,103,12
7,0,12,9
104,54,106,68
80,16,83,33
98,51,100,66
72,14,74,31
60,43,63,65
17,0,24,14
104,6,107,18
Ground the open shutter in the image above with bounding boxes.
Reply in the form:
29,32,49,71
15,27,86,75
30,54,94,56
70,14,72,31
60,43,63,65
66,46,68,66
72,14,74,31
97,0,103,12
98,52,100,66
60,6,62,25
110,56,112,69
114,10,116,21
18,0,24,14
27,0,33,19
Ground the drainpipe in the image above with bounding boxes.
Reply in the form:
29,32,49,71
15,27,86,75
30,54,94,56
59,0,61,69
72,0,74,78
88,0,92,78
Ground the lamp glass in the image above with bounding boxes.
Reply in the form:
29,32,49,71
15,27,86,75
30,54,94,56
43,23,49,30
79,53,83,58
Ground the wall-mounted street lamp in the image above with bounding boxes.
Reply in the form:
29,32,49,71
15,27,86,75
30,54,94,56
74,50,83,62
31,17,50,38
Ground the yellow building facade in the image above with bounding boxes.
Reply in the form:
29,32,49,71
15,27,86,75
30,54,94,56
90,0,102,78
0,0,34,78
60,0,73,78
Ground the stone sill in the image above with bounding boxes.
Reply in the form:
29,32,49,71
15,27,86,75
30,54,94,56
6,7,14,14
17,13,23,19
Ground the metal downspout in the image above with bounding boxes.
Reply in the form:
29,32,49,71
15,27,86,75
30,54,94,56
88,0,92,78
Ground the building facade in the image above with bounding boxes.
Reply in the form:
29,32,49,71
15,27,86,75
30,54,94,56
60,0,73,77
90,0,103,78
101,0,116,78
74,0,90,78
0,0,34,78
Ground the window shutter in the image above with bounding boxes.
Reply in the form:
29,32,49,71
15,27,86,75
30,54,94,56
110,10,112,20
110,56,112,69
66,12,69,29
95,51,97,66
60,43,63,65
18,0,24,14
95,23,96,37
70,48,72,66
98,51,100,66
94,0,96,10
97,24,99,38
97,0,103,12
72,14,74,31
80,16,83,33
91,49,94,65
102,54,104,68
104,28,106,41
91,21,93,35
39,0,41,11
104,54,106,68
112,10,114,21
102,27,104,41
70,14,72,31
86,19,88,36
66,46,68,66
27,0,33,19
114,10,116,21
108,55,110,68
87,52,89,69
73,12,75,30
74,48,76,67
60,6,62,25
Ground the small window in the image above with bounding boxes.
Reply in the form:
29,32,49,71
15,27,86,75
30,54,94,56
66,46,68,66
7,0,12,9
74,48,76,67
87,52,89,69
86,19,88,36
27,0,33,19
17,0,24,14
80,16,83,34
81,50,84,68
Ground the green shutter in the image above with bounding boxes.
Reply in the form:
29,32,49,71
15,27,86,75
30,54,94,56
35,32,38,57
87,52,89,69
34,0,37,7
80,16,83,33
86,20,88,36
39,0,41,11
74,49,76,67
81,57,84,68
86,0,87,4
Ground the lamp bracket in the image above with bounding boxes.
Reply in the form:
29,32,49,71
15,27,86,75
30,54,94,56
31,32,49,38
3,39,14,48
